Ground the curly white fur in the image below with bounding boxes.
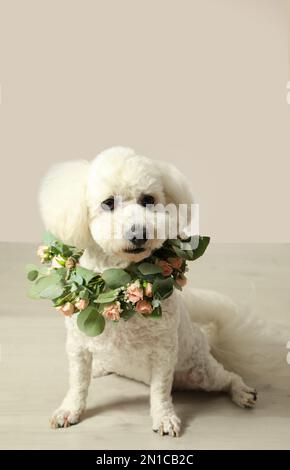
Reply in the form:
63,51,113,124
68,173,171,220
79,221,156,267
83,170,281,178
40,146,285,436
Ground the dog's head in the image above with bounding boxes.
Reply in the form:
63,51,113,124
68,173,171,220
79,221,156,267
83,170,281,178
39,147,194,263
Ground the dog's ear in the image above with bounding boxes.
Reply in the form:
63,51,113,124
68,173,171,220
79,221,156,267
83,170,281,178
39,160,92,248
156,160,195,237
157,161,194,206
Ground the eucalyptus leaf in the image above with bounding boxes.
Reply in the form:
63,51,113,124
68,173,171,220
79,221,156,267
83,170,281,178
69,273,83,285
70,282,78,292
75,266,98,284
77,306,105,336
53,291,74,307
153,277,174,300
102,268,131,288
150,305,162,318
152,298,161,308
51,267,67,278
191,236,210,260
27,270,38,281
77,306,92,331
25,264,39,275
137,262,163,275
39,285,64,300
51,240,65,253
172,246,187,258
166,239,182,248
91,284,100,298
42,231,57,245
28,272,63,299
183,250,194,261
79,289,90,300
121,308,136,321
180,242,193,252
95,289,120,304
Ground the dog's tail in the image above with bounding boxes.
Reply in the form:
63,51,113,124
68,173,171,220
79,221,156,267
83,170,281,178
183,287,290,390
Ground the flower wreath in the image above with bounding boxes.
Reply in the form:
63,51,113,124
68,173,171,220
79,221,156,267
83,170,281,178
26,232,210,337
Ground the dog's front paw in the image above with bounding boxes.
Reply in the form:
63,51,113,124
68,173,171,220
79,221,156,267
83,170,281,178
231,385,258,409
153,414,181,437
50,408,82,429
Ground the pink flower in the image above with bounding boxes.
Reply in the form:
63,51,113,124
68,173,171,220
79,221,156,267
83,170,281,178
144,282,153,298
158,260,173,277
176,274,187,287
168,257,183,270
136,300,153,315
102,301,122,321
126,281,143,304
75,298,89,311
56,302,75,317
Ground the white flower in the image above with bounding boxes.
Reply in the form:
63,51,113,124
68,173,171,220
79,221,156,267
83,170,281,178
51,256,65,269
37,245,49,263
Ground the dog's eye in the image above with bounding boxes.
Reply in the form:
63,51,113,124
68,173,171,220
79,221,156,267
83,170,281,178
139,194,155,207
101,197,115,211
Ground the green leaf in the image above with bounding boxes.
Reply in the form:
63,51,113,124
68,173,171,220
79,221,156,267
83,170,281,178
152,298,161,308
190,236,210,260
180,242,192,252
137,262,163,275
121,307,136,321
95,289,120,304
172,246,187,258
166,239,182,248
183,250,194,261
150,305,162,318
102,268,131,289
25,264,39,274
52,267,67,277
153,277,174,300
171,236,210,260
90,284,100,298
39,285,64,299
77,306,91,331
77,306,105,336
27,272,63,299
69,273,84,285
62,244,73,257
42,231,57,245
27,270,39,281
79,289,90,300
53,291,74,307
75,266,98,284
70,282,78,292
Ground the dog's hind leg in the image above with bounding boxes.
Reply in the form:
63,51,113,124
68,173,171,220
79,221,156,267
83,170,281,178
174,335,258,409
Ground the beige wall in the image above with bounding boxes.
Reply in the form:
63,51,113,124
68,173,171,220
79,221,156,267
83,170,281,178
0,0,289,243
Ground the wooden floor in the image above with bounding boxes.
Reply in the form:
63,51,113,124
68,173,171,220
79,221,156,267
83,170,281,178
0,242,290,450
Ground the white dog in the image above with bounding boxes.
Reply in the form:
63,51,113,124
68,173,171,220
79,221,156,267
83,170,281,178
40,147,258,437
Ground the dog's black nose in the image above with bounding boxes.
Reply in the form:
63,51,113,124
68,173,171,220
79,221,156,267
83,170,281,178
125,224,147,246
